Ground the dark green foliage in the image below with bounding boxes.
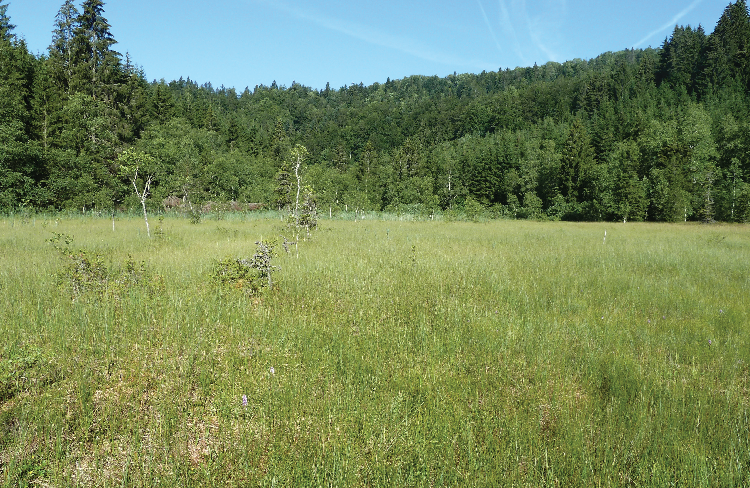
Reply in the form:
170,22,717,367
657,25,707,94
2,1,750,220
560,118,601,219
0,0,14,41
273,159,293,211
48,0,79,96
70,0,121,99
703,0,750,92
610,140,648,222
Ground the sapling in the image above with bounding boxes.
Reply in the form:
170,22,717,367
289,144,307,242
292,145,306,221
281,235,297,254
117,148,158,238
250,240,277,289
298,185,318,238
281,144,318,244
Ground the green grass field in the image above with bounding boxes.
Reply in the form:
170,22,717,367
1,214,748,487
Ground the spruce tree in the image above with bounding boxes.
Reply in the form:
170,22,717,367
273,160,293,211
656,25,706,94
702,0,750,91
49,0,79,96
70,0,121,99
0,0,15,41
0,33,30,145
30,58,60,149
0,24,48,209
560,118,596,207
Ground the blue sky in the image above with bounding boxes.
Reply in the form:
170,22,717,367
9,0,727,91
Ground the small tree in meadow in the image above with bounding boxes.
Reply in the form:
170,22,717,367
282,144,318,240
463,195,484,222
118,148,158,237
298,185,318,236
291,144,307,221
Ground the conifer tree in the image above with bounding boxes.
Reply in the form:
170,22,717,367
70,0,121,100
560,118,596,207
49,0,79,96
30,59,60,149
0,21,48,209
273,159,293,211
656,25,706,94
0,0,15,41
702,0,750,91
0,30,31,145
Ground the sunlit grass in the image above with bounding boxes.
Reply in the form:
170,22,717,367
1,215,748,486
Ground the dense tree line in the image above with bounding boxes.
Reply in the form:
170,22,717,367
2,0,750,221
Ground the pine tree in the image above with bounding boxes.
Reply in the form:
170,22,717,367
656,25,706,94
0,35,31,145
0,0,15,41
30,58,62,149
148,81,175,124
0,28,49,209
560,118,596,206
610,140,647,222
116,55,149,143
702,0,750,92
70,0,122,100
49,0,79,96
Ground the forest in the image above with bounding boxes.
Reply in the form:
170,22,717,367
2,0,750,222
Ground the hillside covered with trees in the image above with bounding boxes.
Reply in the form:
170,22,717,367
2,0,750,221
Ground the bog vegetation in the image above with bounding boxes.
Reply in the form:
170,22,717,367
2,1,750,486
3,1,750,221
0,213,748,486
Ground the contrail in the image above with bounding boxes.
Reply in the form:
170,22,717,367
498,0,527,64
254,0,490,69
525,0,566,63
634,0,704,48
476,0,504,53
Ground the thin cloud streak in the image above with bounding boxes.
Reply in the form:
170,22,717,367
476,0,504,53
520,0,562,64
257,0,490,70
634,0,704,47
498,0,528,65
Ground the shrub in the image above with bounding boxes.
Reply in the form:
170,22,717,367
211,241,278,294
48,233,163,301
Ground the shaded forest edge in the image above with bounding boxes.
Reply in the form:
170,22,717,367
2,0,750,222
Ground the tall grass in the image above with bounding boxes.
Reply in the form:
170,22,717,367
0,215,748,486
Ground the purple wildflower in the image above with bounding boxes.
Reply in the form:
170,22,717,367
242,394,248,407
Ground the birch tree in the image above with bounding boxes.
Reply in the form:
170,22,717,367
118,148,156,237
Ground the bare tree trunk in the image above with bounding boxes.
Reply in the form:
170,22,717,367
132,171,153,238
141,200,150,237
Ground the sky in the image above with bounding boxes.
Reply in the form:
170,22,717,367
8,0,728,91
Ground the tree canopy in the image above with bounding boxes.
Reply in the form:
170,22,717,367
3,0,750,222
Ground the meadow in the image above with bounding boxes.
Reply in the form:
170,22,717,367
0,213,748,487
